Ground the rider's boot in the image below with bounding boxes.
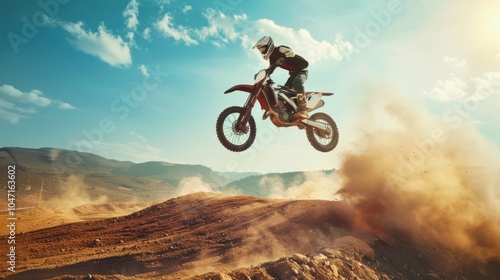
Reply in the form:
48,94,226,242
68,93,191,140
293,93,308,120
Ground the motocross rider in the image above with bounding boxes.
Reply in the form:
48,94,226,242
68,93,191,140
253,36,310,120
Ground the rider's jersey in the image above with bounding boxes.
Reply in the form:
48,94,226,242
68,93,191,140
269,45,309,75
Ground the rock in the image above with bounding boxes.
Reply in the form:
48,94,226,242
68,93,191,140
320,247,340,258
332,236,375,261
292,253,308,264
314,253,328,262
428,272,439,279
330,264,339,277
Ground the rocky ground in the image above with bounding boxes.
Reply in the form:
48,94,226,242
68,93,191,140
1,193,498,280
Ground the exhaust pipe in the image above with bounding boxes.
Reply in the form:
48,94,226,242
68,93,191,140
301,119,329,133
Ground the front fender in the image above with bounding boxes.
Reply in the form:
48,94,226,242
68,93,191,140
224,84,267,110
224,84,254,94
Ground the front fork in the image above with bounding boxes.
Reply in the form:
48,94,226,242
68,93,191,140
236,86,262,132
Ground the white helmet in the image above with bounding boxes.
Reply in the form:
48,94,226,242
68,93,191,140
253,36,274,60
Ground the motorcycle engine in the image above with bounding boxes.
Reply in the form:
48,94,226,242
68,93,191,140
276,99,295,123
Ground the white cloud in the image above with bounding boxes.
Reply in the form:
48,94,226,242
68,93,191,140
182,5,192,13
471,72,500,125
0,99,15,110
423,76,469,101
0,85,51,107
195,9,244,47
155,0,170,11
0,84,76,123
126,31,137,48
156,13,198,45
0,99,29,123
15,107,37,114
54,101,77,110
139,64,150,78
423,71,499,103
472,71,500,100
444,56,467,67
251,19,353,63
45,16,132,68
64,22,132,67
0,108,25,124
143,27,151,41
123,0,139,31
153,9,352,63
0,98,37,115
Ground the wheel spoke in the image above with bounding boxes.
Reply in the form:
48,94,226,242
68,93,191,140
305,113,338,152
313,120,332,145
222,112,249,146
216,106,257,152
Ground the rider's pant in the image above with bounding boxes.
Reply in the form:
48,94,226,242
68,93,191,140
285,70,308,93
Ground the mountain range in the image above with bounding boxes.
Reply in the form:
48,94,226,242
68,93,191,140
0,147,333,208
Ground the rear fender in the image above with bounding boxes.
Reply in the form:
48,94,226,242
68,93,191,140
224,84,267,110
306,91,334,96
306,92,334,111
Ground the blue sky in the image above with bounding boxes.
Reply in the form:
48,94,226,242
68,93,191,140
1,0,499,173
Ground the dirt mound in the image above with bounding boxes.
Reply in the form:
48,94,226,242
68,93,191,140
0,202,155,234
2,193,499,280
72,201,155,220
0,208,81,234
2,193,354,279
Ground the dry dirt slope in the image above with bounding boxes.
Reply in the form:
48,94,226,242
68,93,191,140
1,192,498,280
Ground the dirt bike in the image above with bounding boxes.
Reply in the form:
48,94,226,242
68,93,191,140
216,64,339,153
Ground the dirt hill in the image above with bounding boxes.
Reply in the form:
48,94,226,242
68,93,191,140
2,192,498,280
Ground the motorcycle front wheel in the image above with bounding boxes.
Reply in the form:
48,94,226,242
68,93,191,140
216,106,256,152
306,112,339,152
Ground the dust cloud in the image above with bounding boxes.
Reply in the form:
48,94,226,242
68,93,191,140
45,175,108,209
337,89,500,262
259,172,342,201
173,177,219,197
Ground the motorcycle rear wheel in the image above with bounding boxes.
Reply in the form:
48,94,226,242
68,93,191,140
305,112,339,152
216,106,256,152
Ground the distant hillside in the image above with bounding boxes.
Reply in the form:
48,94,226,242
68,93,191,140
0,147,336,207
214,170,261,185
0,147,133,174
223,169,336,196
112,161,236,187
0,147,260,207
